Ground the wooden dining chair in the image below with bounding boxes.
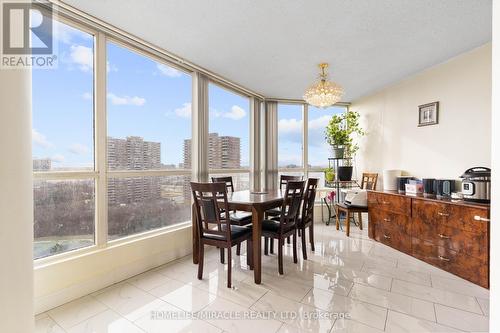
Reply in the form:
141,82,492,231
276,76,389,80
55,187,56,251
211,176,252,256
297,178,318,260
265,174,303,252
191,182,253,288
261,180,305,275
335,172,378,237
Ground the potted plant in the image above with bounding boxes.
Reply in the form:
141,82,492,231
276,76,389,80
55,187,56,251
325,111,365,181
324,167,335,182
325,114,349,158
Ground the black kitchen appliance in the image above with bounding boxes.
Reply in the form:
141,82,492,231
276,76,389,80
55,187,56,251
422,178,436,198
460,167,491,203
435,179,455,200
396,176,414,194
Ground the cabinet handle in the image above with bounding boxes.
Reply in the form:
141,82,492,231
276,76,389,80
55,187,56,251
438,255,450,262
474,215,490,222
383,218,391,222
438,233,451,239
383,234,391,239
382,201,389,204
437,212,449,217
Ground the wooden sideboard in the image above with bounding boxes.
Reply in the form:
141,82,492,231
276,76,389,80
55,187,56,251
367,190,490,288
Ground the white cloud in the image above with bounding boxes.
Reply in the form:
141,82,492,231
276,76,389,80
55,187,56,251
82,92,92,100
70,45,93,72
69,143,90,155
156,63,181,77
172,102,192,118
308,115,333,147
51,154,65,163
32,129,53,148
107,61,118,73
309,115,331,130
52,21,76,44
224,105,246,120
278,118,302,133
212,105,247,120
107,93,146,106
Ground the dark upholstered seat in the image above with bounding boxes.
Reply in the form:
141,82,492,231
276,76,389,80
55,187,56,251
204,225,251,241
262,219,295,233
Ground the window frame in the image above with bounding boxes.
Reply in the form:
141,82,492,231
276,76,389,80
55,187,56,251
33,15,197,263
207,80,252,191
276,101,350,182
32,16,100,262
104,37,194,242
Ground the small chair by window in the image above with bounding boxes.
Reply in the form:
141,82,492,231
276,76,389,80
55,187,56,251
335,173,378,237
191,182,253,288
261,180,305,275
297,178,318,260
211,176,252,256
265,174,303,253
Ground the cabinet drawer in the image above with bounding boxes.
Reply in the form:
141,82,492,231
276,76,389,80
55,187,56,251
374,216,411,254
370,209,411,234
412,200,488,233
411,238,488,288
411,222,488,261
369,192,411,215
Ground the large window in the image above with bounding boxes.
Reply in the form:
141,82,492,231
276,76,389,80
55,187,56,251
308,105,347,186
276,103,348,188
278,104,303,169
32,16,197,259
106,42,193,240
308,105,347,169
208,83,250,191
32,19,96,259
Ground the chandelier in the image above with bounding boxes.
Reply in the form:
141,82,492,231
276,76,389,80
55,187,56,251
303,63,344,108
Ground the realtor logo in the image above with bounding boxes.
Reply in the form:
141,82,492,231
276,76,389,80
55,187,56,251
1,1,56,68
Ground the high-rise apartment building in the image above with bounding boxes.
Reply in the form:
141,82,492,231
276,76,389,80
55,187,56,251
107,136,161,204
183,133,241,169
33,158,52,171
108,136,161,170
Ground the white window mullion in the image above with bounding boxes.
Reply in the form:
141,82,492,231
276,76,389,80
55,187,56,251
250,97,261,192
95,31,108,248
192,72,209,182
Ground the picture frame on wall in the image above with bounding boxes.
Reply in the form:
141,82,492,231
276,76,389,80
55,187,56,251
418,101,439,127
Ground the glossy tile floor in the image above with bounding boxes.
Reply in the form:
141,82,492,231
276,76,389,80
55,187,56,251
36,220,490,333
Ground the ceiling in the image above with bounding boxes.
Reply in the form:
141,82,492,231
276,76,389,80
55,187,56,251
63,0,492,102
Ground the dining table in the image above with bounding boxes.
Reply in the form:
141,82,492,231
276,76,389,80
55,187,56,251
192,189,284,284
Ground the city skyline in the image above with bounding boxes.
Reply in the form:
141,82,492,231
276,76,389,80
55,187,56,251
34,132,244,171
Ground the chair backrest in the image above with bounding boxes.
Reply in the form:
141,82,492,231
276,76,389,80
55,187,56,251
211,176,234,193
191,182,231,241
278,180,305,233
301,178,319,225
279,174,303,190
361,173,378,190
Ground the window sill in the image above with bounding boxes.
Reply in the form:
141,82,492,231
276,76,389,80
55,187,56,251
34,221,192,269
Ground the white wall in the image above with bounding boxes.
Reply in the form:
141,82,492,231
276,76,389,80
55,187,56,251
351,43,492,186
490,1,499,328
0,69,34,331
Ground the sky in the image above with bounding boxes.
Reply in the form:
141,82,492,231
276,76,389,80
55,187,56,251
32,19,344,171
278,104,345,168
